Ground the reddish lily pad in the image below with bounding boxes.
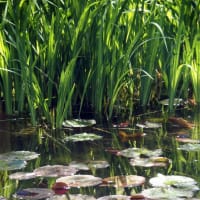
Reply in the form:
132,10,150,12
56,174,102,187
62,119,96,128
176,137,200,143
13,188,54,200
65,133,102,142
52,182,70,195
9,172,36,180
101,175,145,188
33,165,78,177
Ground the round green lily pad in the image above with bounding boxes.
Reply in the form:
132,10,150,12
65,133,102,142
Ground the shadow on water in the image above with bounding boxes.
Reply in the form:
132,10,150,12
0,108,200,199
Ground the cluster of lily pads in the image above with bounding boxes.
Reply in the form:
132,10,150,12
1,118,200,199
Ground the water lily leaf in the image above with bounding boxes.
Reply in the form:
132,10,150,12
88,160,109,169
97,195,130,200
49,194,97,200
62,119,96,128
130,157,171,167
52,182,70,195
176,137,200,143
33,165,78,177
64,133,102,142
101,175,145,188
13,188,54,200
149,174,198,189
0,160,27,170
56,175,102,187
178,143,200,151
0,151,40,161
141,187,195,199
136,121,162,129
69,161,90,171
118,148,162,158
9,172,36,180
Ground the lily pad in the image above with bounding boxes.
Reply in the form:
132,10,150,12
88,160,109,169
136,121,162,129
33,165,78,177
0,160,27,170
101,175,145,188
65,133,102,142
62,119,96,128
178,143,200,151
149,174,198,189
49,194,97,200
130,157,171,168
141,187,195,199
56,174,102,187
9,172,36,180
97,195,130,200
118,148,162,158
0,151,40,161
69,161,90,171
13,188,54,200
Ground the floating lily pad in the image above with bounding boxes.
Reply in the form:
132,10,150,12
97,195,130,200
178,143,200,151
33,165,78,177
130,157,171,168
65,133,102,142
141,187,195,199
136,121,162,129
49,194,97,200
176,137,200,143
101,175,145,188
13,188,54,200
0,160,27,170
149,174,198,189
0,151,40,161
88,160,109,169
9,172,36,180
56,175,102,187
62,119,96,128
118,148,162,158
69,161,90,171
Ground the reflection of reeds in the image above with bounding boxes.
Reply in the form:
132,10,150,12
0,1,199,127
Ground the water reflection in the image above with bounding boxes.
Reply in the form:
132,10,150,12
0,109,200,199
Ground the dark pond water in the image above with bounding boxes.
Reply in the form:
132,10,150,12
1,108,200,199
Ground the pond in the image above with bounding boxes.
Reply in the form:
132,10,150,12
0,108,200,199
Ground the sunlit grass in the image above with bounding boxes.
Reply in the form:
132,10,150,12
0,0,199,127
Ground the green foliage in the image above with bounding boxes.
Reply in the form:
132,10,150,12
0,0,199,127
